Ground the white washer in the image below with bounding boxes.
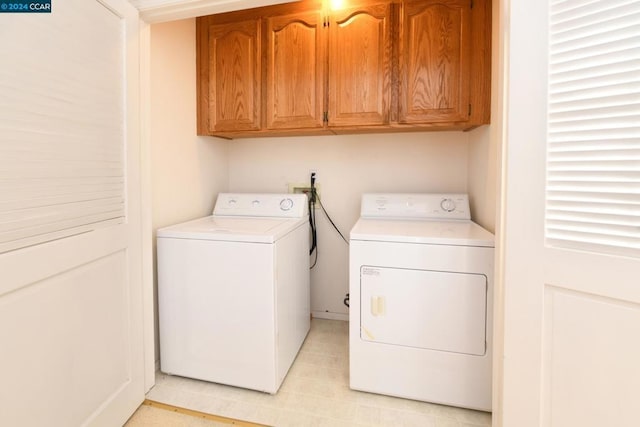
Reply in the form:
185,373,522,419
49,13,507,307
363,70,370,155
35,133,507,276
349,193,494,411
157,193,310,394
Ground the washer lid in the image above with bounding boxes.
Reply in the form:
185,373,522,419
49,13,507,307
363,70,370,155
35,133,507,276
350,218,495,247
157,215,307,243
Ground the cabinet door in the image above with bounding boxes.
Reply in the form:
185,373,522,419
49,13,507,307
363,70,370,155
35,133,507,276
398,0,471,123
207,19,261,132
328,3,392,127
265,11,325,130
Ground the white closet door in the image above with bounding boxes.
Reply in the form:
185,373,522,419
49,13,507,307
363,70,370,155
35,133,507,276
499,1,640,426
0,0,144,426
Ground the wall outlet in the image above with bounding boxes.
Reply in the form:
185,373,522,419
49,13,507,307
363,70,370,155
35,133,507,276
288,183,320,204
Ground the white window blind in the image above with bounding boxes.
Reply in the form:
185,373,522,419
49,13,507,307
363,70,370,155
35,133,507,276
0,11,125,254
546,0,640,257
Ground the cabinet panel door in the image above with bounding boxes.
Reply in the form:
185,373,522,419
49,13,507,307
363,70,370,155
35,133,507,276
208,19,261,132
266,11,325,130
399,0,470,123
328,3,392,127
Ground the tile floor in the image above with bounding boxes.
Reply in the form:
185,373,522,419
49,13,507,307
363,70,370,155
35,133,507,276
147,319,491,427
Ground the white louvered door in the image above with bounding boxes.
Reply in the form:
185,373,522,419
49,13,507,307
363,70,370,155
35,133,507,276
0,0,144,426
546,0,640,257
501,1,640,426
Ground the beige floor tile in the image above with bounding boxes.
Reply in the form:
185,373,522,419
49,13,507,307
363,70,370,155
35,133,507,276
435,416,462,427
275,410,325,427
147,318,492,427
453,408,492,425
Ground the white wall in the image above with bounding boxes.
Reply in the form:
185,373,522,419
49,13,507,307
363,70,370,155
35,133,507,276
150,19,229,230
468,126,498,233
150,18,229,361
227,133,470,318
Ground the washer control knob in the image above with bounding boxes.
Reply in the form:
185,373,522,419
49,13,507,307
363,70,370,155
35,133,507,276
228,198,237,206
252,199,261,207
280,198,294,211
440,198,456,212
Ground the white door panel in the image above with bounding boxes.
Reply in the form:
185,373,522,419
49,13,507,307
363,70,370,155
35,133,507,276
543,288,640,427
0,0,144,425
0,251,129,425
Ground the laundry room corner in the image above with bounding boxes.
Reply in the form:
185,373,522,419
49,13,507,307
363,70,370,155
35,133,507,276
467,125,498,234
149,18,230,368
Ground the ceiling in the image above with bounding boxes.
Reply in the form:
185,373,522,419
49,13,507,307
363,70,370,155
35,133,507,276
129,0,298,23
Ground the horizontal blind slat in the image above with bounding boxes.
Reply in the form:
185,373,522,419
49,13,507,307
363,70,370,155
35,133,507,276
0,211,124,242
547,182,640,193
550,103,640,123
546,230,640,250
548,139,640,152
551,0,638,21
0,190,124,211
0,198,125,227
550,93,640,114
549,128,640,142
0,218,124,254
547,202,640,219
546,148,640,160
548,160,640,170
551,4,640,41
546,191,640,205
551,26,640,59
548,80,640,104
550,69,640,94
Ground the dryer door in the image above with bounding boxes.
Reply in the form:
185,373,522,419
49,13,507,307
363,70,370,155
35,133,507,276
360,266,487,356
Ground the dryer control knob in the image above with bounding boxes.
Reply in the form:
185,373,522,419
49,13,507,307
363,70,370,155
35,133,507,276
440,198,456,212
280,198,294,211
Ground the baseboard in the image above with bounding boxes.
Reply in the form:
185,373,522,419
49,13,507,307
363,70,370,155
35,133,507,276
312,311,348,321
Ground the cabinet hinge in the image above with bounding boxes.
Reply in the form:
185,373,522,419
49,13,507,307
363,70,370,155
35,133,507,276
468,104,472,116
323,112,328,122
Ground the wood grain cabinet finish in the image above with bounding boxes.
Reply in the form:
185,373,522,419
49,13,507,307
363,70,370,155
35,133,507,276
328,3,392,127
196,0,491,138
398,0,470,123
198,17,261,133
265,11,325,130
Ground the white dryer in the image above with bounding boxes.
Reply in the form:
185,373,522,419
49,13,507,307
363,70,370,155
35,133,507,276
349,193,494,411
157,193,310,394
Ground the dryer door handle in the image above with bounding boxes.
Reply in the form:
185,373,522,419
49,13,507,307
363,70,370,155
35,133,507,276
370,296,386,316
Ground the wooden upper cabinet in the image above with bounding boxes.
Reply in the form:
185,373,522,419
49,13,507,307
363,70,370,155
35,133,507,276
196,0,490,137
328,3,392,127
265,11,325,130
198,17,261,133
398,0,471,124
